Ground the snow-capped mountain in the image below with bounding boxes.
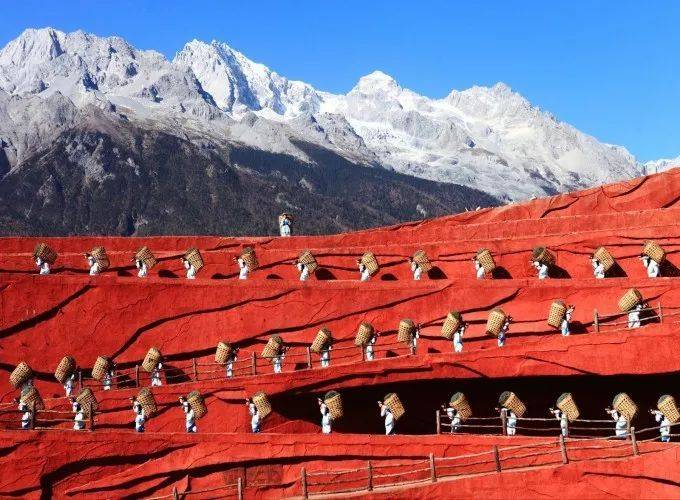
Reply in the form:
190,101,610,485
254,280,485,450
645,156,680,174
0,27,647,204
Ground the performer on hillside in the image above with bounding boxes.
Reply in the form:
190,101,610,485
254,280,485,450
179,396,197,433
474,257,485,280
35,256,51,275
409,257,422,281
85,253,100,276
237,256,249,280
532,260,549,280
591,257,605,279
550,407,569,437
358,259,371,282
640,254,660,278
102,362,116,391
272,346,288,374
378,400,395,435
279,214,293,237
71,399,86,431
498,317,511,347
365,330,379,361
226,347,239,378
560,305,575,337
296,261,310,281
135,258,148,278
181,256,197,280
442,404,461,433
650,409,671,442
318,398,332,434
63,372,76,397
151,360,163,387
497,406,517,436
453,321,466,353
14,398,31,430
605,407,629,439
411,324,421,352
130,397,146,433
627,303,645,329
320,342,332,368
246,398,261,433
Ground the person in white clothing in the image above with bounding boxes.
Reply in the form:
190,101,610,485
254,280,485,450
410,325,421,353
606,408,629,438
35,257,51,275
63,372,76,397
409,258,422,281
560,306,575,337
318,398,332,434
533,260,549,280
15,399,31,429
651,409,671,442
320,344,332,368
640,255,660,278
453,322,466,353
358,260,371,282
498,317,511,347
181,257,197,279
378,401,395,435
550,407,569,437
179,397,197,433
226,347,239,378
442,405,461,433
591,257,605,279
237,257,249,280
131,398,146,433
272,347,288,374
246,398,261,433
365,331,378,361
102,363,115,391
85,254,100,276
151,361,163,387
296,262,310,281
627,303,644,329
135,259,148,278
474,258,486,280
498,407,517,436
71,400,86,431
279,214,292,237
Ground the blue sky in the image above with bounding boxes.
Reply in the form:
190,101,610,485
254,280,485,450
1,0,679,161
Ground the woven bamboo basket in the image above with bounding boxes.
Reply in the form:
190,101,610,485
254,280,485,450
361,252,379,276
486,308,506,337
657,395,680,423
20,386,45,411
90,247,110,271
324,391,343,420
311,328,332,354
253,391,272,419
398,319,416,343
499,391,527,418
613,393,638,421
618,288,642,312
134,246,157,269
184,248,204,271
449,392,473,421
298,250,318,273
137,388,157,416
556,393,580,422
476,248,496,273
10,362,33,388
547,300,567,328
384,393,405,421
354,322,374,346
643,240,665,264
33,242,58,264
241,247,259,270
532,246,555,266
142,347,162,373
188,391,208,419
594,246,615,272
441,311,462,340
262,335,283,358
413,250,433,273
215,341,233,364
91,356,111,381
54,356,76,383
76,388,98,416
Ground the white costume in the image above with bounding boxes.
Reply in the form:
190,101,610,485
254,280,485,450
297,262,310,281
226,352,236,378
238,258,249,280
87,256,100,276
183,260,196,280
560,308,573,337
502,408,517,436
36,257,51,275
453,324,465,353
627,304,643,329
411,328,420,352
182,401,197,433
552,409,569,437
446,407,461,433
359,263,371,282
610,410,628,438
653,410,671,442
365,335,377,361
498,320,510,347
592,259,605,279
249,402,261,433
19,402,31,429
279,217,292,237
411,261,422,281
320,403,332,434
136,260,148,278
133,401,146,433
642,256,660,278
151,362,163,387
534,261,549,280
73,401,85,431
272,352,285,374
475,259,485,280
381,405,395,435
64,373,75,397
320,345,332,368
103,369,114,391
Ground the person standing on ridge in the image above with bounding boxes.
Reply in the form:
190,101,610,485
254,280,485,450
498,317,511,347
605,407,629,439
151,359,163,387
442,404,461,433
279,214,293,237
70,399,86,431
14,398,31,430
246,398,261,433
130,397,146,433
236,256,249,280
365,330,379,361
179,396,197,433
560,305,575,336
474,257,486,280
640,254,660,278
497,406,517,436
135,258,148,278
453,321,466,353
85,253,100,276
102,362,116,391
627,303,645,329
358,259,371,282
378,400,395,435
650,408,671,442
272,346,288,374
591,256,605,279
318,398,332,434
181,256,197,280
296,260,310,281
409,257,422,280
550,407,569,437
226,347,239,378
63,371,76,397
35,256,51,275
532,260,549,280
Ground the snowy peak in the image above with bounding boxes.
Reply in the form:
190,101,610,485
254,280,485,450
351,71,401,95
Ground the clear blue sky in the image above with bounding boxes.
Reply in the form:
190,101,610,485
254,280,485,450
1,0,679,161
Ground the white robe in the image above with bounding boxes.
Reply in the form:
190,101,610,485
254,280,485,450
73,402,85,431
503,409,517,435
297,262,310,281
320,403,332,434
411,261,422,281
654,411,671,440
411,329,420,351
136,260,148,278
611,410,628,438
272,352,285,373
133,402,146,432
446,408,461,433
534,261,549,280
88,257,100,276
552,409,568,437
365,335,376,361
628,305,642,329
151,362,163,387
19,402,31,429
64,373,75,397
320,346,331,368
498,322,509,347
592,259,605,279
226,353,236,378
381,406,395,435
279,219,291,237
644,258,660,278
184,260,197,280
560,309,573,336
249,403,261,432
475,260,485,280
238,258,249,280
36,257,51,275
359,264,371,282
182,401,197,432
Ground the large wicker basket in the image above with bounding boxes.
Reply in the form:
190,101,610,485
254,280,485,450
137,388,157,416
241,247,259,270
215,341,233,364
449,392,473,421
532,246,555,266
354,322,374,346
594,246,615,272
441,311,462,340
298,250,318,273
33,243,58,264
657,395,680,423
188,391,208,419
398,319,416,343
547,300,567,328
413,250,433,273
184,248,204,271
643,241,665,264
91,356,111,381
10,362,33,388
76,388,98,416
361,252,379,276
311,328,332,354
556,393,580,422
142,347,162,373
618,288,642,312
499,391,527,417
134,246,157,269
384,393,405,421
262,335,283,358
90,247,110,271
324,391,343,421
54,356,76,383
253,391,272,419
20,386,45,411
486,308,507,337
476,248,496,273
613,393,638,421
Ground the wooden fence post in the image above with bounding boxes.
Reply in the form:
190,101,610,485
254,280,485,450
493,445,501,472
237,477,243,500
501,411,507,436
631,427,639,456
593,309,599,333
306,347,312,369
172,487,179,500
301,467,309,498
429,453,437,482
559,434,569,464
367,461,373,491
436,410,441,434
658,302,663,323
30,403,36,430
192,358,198,381
89,403,94,431
251,352,257,376
135,365,140,388
361,346,365,361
